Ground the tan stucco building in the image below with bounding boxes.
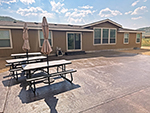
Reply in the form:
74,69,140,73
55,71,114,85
0,19,143,57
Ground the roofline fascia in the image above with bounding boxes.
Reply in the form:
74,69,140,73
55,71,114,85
49,28,93,32
0,26,23,29
82,19,122,28
0,26,93,32
118,30,145,33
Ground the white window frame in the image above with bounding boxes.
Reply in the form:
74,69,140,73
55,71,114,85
102,28,109,44
136,33,140,44
124,33,129,44
93,27,117,45
0,29,13,49
94,28,102,44
66,32,82,51
38,30,53,47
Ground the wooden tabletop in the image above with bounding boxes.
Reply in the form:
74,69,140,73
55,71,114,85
11,52,41,57
6,56,46,64
23,59,72,71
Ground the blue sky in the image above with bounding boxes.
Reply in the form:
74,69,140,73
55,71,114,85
0,0,150,29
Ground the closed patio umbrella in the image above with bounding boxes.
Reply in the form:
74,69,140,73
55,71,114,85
22,22,30,59
41,16,52,65
41,17,53,84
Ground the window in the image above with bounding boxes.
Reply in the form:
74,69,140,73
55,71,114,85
39,31,52,46
136,34,140,43
110,29,116,43
0,30,12,48
94,28,116,45
94,29,101,44
103,29,109,44
124,33,129,44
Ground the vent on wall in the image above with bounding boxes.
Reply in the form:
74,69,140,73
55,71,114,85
68,24,73,27
13,20,16,23
34,22,38,24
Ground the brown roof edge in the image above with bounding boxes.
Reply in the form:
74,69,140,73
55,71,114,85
82,19,122,28
118,28,145,33
145,35,150,37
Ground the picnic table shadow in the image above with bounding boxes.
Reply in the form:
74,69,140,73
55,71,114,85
2,71,26,87
18,79,80,113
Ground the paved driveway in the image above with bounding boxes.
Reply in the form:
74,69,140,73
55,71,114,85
1,51,150,113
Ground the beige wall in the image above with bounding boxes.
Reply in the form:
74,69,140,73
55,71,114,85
0,29,41,57
81,31,141,52
0,26,142,57
52,31,66,53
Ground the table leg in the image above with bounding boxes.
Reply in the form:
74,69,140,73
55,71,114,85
57,66,59,72
12,63,15,76
47,67,49,75
62,65,66,77
26,70,31,79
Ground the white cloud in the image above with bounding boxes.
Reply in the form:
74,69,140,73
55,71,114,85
20,0,35,5
131,6,148,15
65,8,95,23
49,1,95,23
66,9,94,18
67,17,84,23
65,12,71,17
0,0,16,4
125,11,132,15
131,0,147,6
131,0,140,6
50,1,64,13
16,7,54,18
60,7,68,13
78,5,93,9
131,16,142,20
99,8,122,17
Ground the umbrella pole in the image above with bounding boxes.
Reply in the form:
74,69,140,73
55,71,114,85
47,54,49,76
27,50,28,59
47,54,49,65
26,49,29,63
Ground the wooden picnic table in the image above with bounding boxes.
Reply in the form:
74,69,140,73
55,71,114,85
11,52,41,58
6,56,46,64
6,56,47,80
23,59,71,71
23,59,77,93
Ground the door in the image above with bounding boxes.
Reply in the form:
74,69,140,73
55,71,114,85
67,33,81,51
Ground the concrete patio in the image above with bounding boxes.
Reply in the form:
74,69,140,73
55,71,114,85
1,51,150,113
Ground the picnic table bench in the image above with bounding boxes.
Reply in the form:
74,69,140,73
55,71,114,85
23,60,77,93
11,52,41,58
6,56,46,80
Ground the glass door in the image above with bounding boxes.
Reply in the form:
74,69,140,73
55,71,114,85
68,33,81,51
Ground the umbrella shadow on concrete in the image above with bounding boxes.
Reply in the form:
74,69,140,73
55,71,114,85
18,79,80,112
45,96,58,113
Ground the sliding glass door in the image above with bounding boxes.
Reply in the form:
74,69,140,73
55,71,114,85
67,33,81,51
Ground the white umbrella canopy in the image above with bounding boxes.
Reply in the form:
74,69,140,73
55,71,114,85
41,17,52,65
22,23,30,58
41,17,52,55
